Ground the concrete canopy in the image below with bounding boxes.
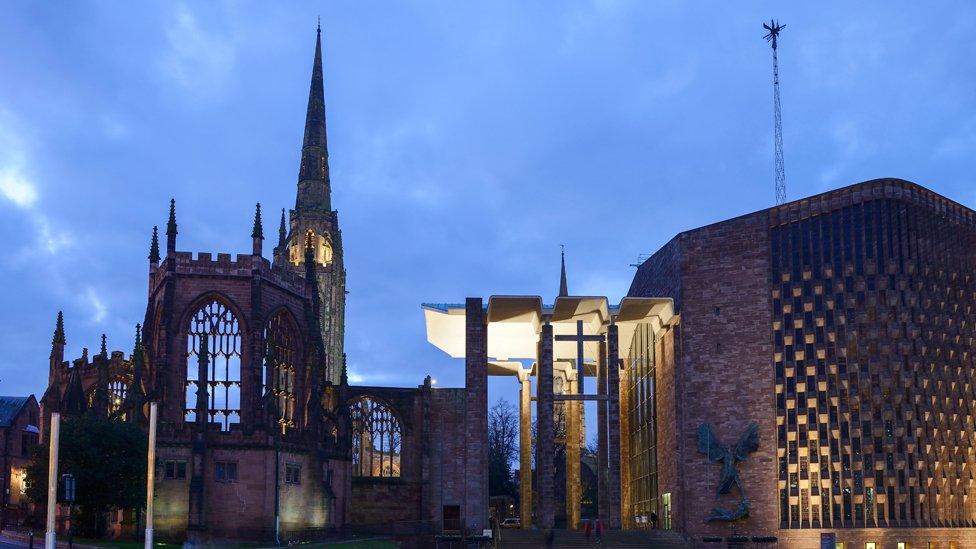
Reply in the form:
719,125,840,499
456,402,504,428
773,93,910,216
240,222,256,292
422,296,675,377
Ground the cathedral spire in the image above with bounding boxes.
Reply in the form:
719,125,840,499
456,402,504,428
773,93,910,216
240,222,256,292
558,245,569,297
166,199,178,254
295,24,332,212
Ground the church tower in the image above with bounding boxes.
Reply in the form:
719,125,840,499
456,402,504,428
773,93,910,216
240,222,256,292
274,24,346,385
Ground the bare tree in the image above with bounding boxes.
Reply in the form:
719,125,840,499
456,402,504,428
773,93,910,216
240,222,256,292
488,398,519,497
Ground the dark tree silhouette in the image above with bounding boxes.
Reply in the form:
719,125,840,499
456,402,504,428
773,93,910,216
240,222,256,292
26,414,148,537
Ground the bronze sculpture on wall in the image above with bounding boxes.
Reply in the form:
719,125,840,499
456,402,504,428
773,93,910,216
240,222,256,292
697,422,759,522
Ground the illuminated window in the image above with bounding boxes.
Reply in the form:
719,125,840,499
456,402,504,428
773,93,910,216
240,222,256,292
86,376,130,418
866,543,877,549
289,229,333,266
265,310,299,432
350,396,402,478
184,299,242,431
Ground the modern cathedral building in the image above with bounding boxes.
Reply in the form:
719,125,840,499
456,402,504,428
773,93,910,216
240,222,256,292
30,23,976,549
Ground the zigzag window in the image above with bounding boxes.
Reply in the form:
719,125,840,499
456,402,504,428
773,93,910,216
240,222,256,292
265,310,298,433
185,299,242,431
350,396,401,478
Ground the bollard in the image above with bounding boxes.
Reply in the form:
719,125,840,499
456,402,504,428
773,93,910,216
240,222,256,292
28,530,34,549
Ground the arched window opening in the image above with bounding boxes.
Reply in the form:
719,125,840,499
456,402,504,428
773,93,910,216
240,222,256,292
85,377,129,417
265,311,298,433
349,396,401,478
184,299,242,431
289,229,333,266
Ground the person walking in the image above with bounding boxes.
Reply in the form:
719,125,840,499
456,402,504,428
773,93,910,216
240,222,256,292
584,518,592,542
650,511,659,529
595,517,603,546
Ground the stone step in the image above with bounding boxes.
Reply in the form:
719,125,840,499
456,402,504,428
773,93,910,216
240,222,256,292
499,528,691,549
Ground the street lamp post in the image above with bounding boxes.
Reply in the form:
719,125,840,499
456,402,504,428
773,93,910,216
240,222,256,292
44,413,60,549
145,402,158,549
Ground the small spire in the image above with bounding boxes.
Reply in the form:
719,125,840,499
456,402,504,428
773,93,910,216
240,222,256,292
558,245,569,297
131,324,143,394
52,310,66,346
252,203,264,239
166,198,178,253
340,353,348,386
278,209,287,249
166,199,177,236
81,347,89,362
124,323,147,423
149,225,160,263
100,333,108,358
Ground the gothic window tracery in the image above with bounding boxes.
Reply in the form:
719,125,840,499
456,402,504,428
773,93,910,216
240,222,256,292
184,299,242,431
265,310,298,432
349,396,401,478
85,376,129,416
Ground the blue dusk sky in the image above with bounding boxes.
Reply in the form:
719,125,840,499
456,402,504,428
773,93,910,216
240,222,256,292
1,2,974,408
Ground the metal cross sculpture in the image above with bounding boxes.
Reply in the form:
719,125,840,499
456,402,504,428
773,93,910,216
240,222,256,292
554,320,604,394
697,422,760,522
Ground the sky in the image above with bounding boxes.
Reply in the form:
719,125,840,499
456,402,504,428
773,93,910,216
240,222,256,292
1,2,975,410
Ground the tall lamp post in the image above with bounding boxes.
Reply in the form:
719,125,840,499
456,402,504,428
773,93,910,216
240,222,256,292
45,413,60,549
145,402,158,549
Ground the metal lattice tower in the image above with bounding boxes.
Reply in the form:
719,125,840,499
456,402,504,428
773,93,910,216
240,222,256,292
764,19,787,205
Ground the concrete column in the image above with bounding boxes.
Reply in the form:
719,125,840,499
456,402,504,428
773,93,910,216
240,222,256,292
607,323,622,529
619,367,633,529
536,320,555,529
464,298,488,533
519,375,533,529
597,340,609,524
565,377,581,529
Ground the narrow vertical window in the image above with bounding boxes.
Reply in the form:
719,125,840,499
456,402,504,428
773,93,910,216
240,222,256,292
265,311,299,432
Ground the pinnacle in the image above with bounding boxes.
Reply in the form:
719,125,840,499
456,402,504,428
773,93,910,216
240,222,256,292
252,203,264,239
149,225,160,263
166,198,178,236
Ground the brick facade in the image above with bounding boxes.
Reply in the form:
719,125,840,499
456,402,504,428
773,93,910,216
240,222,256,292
628,178,976,547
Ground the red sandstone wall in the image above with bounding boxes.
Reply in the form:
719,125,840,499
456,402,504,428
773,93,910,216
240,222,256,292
153,446,333,541
426,388,468,530
674,212,778,540
655,324,681,533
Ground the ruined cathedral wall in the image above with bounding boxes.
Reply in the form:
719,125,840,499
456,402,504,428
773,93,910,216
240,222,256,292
150,251,311,430
346,386,424,530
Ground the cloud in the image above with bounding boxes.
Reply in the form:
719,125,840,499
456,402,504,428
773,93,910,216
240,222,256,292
85,288,108,323
0,168,37,208
0,111,38,208
0,110,72,254
160,4,236,99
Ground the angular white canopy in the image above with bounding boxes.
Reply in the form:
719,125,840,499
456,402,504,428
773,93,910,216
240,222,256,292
422,296,675,375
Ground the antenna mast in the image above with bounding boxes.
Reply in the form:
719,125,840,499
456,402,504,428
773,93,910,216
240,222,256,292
763,19,787,205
